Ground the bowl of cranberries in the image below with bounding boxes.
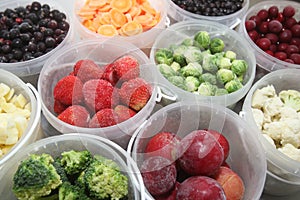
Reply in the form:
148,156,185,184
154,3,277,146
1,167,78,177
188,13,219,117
240,1,300,71
0,0,73,78
128,101,266,200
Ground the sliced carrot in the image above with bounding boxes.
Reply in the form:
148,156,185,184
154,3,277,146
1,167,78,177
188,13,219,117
140,1,157,15
83,19,93,28
92,16,102,29
133,13,153,26
136,0,147,4
97,24,118,36
131,0,137,7
125,13,133,22
121,21,143,36
98,4,111,12
89,0,108,9
127,5,141,18
110,8,127,28
110,0,132,13
99,12,111,25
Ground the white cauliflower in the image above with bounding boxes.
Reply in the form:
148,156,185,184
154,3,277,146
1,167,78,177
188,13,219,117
262,97,284,123
278,143,300,162
280,119,300,148
279,106,298,120
252,108,264,130
263,121,286,141
251,85,276,109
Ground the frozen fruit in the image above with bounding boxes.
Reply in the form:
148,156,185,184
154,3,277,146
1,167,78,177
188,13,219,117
155,182,180,200
89,108,118,128
53,100,68,114
102,63,118,86
177,130,224,176
145,132,181,161
176,176,226,200
206,129,230,160
114,105,136,123
113,55,140,82
141,156,177,196
53,75,83,105
57,105,90,127
73,59,104,83
119,78,151,111
213,166,245,200
82,79,114,112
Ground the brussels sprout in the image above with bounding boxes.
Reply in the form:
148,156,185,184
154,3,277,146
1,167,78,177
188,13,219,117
231,59,248,76
168,75,186,90
197,82,216,96
225,79,243,93
215,88,229,96
173,45,188,55
216,69,235,85
219,57,231,69
225,50,237,61
155,48,174,65
184,46,203,63
180,62,203,77
237,74,244,83
185,76,200,92
194,31,211,50
210,38,225,54
173,54,187,67
202,54,218,73
181,38,194,46
169,44,178,52
170,62,181,72
199,73,217,85
158,63,177,78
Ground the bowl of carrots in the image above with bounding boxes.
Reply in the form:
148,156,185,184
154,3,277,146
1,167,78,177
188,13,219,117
73,0,168,49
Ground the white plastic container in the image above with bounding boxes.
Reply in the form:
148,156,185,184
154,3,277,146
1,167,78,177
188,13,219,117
149,20,256,108
73,0,169,49
38,39,158,149
0,69,42,167
239,0,300,71
242,69,300,196
0,133,145,200
0,0,74,83
167,0,249,28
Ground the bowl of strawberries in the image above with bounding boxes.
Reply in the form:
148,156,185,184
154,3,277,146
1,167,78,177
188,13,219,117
38,39,158,148
127,101,266,200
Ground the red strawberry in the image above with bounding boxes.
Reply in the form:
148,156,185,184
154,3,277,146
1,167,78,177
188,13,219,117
53,100,68,114
89,108,118,128
73,59,104,83
57,105,90,127
53,75,83,105
82,79,114,113
113,55,140,82
102,63,118,86
119,78,152,111
114,105,136,123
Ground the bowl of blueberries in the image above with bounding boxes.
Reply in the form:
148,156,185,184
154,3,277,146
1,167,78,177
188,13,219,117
0,0,73,83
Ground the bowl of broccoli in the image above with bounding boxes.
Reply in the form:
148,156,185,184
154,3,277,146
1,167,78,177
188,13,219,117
0,133,145,200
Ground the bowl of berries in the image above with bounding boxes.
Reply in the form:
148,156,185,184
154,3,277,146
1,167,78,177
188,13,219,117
0,0,73,82
128,101,267,200
240,0,300,71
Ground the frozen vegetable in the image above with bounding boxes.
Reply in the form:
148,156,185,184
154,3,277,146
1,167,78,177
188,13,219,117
183,46,203,63
198,82,216,96
185,76,201,92
194,31,211,49
216,69,235,85
231,60,248,76
279,90,300,112
210,38,225,54
167,76,186,90
225,79,243,93
202,54,218,73
180,62,203,77
155,49,174,66
158,63,177,77
199,73,217,85
59,150,92,175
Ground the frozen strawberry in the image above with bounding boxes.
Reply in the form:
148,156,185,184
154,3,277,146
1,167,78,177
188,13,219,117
53,100,68,114
141,156,177,196
83,79,114,112
119,78,151,111
73,59,104,83
53,75,83,105
114,105,136,123
89,108,118,128
113,55,140,82
155,182,180,200
57,105,90,127
207,129,230,160
102,63,118,86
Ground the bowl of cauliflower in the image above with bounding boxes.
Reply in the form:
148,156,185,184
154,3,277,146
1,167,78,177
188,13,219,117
242,68,300,196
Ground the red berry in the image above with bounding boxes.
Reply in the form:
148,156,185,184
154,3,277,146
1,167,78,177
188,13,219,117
89,108,118,128
259,21,269,34
102,63,118,86
248,30,259,42
265,50,274,56
73,59,104,83
249,15,262,26
274,51,287,60
291,24,300,37
113,55,140,82
269,44,277,53
286,45,299,56
283,6,296,18
284,17,297,29
268,6,279,18
290,53,300,64
275,12,284,23
284,58,295,64
58,105,90,127
256,38,271,51
265,33,279,44
268,20,283,33
290,38,300,47
278,43,289,51
53,100,68,114
245,20,256,31
257,9,269,21
279,29,292,43
114,105,136,123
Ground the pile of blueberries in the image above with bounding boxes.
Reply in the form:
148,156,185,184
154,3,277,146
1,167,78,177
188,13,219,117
0,1,70,63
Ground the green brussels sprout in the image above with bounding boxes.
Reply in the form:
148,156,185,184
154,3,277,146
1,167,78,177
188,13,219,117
167,75,187,90
181,38,194,46
197,82,216,96
237,74,244,83
185,76,200,92
231,59,248,76
202,54,218,73
173,45,188,55
180,62,203,77
194,31,211,50
218,57,231,69
173,54,187,67
216,69,235,85
158,63,177,78
199,73,217,85
225,79,243,93
169,44,178,52
184,46,203,63
215,88,229,96
170,62,181,72
225,50,237,61
210,38,225,54
155,48,174,65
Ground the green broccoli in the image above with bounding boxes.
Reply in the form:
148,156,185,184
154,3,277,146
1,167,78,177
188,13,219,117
59,182,91,200
12,154,62,200
155,48,174,65
84,156,128,200
279,90,300,112
60,150,92,175
52,159,69,183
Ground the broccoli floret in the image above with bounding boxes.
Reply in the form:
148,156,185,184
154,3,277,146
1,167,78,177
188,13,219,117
60,150,92,175
53,159,68,183
84,156,128,200
279,90,300,112
12,154,62,200
59,182,91,200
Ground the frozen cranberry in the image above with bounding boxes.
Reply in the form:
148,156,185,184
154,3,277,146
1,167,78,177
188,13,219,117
269,44,277,53
268,20,283,33
285,45,299,56
256,38,271,51
274,51,287,60
268,6,279,18
285,58,295,64
284,17,297,29
249,15,262,26
278,43,289,51
291,24,300,37
275,12,285,23
248,30,260,42
290,53,300,64
283,6,295,18
259,21,269,34
206,130,230,160
245,20,256,31
265,50,274,56
265,33,279,44
257,9,269,21
290,38,300,47
279,29,292,43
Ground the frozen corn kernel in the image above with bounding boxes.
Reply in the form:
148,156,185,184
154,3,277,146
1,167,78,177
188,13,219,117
0,83,10,97
15,94,27,108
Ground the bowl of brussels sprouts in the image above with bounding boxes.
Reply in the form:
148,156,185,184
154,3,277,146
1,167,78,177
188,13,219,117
150,20,256,108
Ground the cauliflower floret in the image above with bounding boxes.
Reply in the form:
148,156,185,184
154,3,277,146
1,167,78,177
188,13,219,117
279,89,300,112
263,121,287,141
262,134,276,148
252,108,264,130
279,106,298,120
278,143,300,162
251,85,276,109
262,97,284,122
280,119,300,148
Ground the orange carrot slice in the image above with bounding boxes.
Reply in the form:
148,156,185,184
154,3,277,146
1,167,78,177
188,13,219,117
133,13,153,26
98,4,111,12
136,0,147,4
121,21,143,36
110,8,127,28
141,1,157,15
110,0,132,13
127,6,141,18
99,12,111,25
97,24,118,36
89,0,108,9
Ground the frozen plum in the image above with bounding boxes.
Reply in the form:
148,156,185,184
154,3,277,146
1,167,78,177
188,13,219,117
155,182,180,200
206,130,230,160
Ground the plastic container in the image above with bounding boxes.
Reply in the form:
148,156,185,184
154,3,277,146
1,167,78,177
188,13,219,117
167,0,249,28
0,69,42,167
38,39,158,149
0,133,145,199
0,0,74,84
242,69,300,196
149,20,256,108
73,0,169,49
239,0,300,71
128,101,267,200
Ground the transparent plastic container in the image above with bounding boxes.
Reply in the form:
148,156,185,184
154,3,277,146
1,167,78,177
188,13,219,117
239,0,300,71
128,101,267,200
38,39,158,149
73,0,169,49
0,69,42,167
149,20,256,108
0,0,74,83
167,0,249,28
0,133,145,200
242,69,300,196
